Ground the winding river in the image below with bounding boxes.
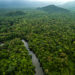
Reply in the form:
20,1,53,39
0,43,4,46
22,40,44,75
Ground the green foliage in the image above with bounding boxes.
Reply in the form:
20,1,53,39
6,11,26,16
0,38,35,75
0,9,75,75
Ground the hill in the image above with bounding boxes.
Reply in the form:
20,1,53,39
38,5,69,13
6,11,26,16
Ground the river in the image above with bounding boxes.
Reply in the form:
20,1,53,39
22,40,44,75
0,43,4,46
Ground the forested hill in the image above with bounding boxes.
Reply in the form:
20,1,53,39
6,11,26,16
38,5,69,13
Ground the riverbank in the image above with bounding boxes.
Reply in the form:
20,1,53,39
22,40,44,75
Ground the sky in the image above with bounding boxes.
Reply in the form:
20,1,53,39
29,0,74,2
30,0,75,4
0,0,74,4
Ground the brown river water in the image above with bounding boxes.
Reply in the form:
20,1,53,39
22,40,44,75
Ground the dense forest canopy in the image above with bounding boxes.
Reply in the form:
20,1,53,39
0,3,75,75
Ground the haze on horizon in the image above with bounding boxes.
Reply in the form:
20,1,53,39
0,0,75,8
0,0,74,4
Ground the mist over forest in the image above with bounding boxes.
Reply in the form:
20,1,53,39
0,0,75,75
0,0,75,9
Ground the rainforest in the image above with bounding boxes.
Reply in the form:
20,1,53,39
0,1,75,75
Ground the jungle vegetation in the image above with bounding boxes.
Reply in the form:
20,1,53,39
0,7,75,75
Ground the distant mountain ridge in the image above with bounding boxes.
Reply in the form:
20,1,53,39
38,5,69,13
0,0,74,11
60,1,75,10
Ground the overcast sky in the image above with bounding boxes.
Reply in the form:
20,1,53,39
0,0,74,4
30,0,74,2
